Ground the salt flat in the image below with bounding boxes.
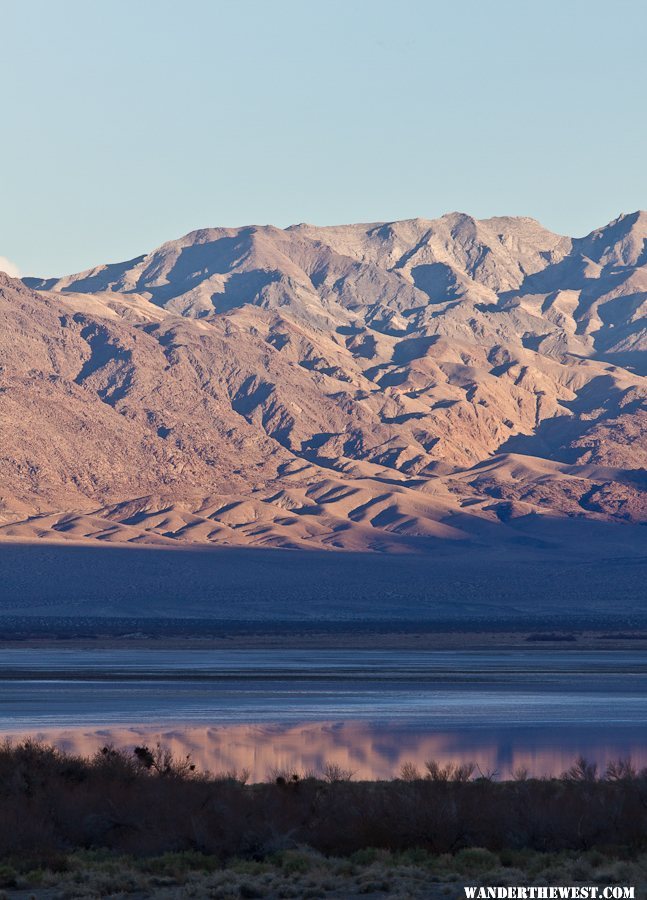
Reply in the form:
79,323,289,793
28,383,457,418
0,540,644,632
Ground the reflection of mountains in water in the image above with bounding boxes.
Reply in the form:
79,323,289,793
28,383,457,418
7,722,647,782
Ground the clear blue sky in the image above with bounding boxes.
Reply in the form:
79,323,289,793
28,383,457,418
2,0,646,277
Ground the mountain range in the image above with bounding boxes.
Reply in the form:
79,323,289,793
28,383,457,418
1,211,645,552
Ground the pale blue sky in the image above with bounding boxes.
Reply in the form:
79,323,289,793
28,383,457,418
2,0,646,277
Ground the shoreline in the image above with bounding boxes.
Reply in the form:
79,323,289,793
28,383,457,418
2,629,647,650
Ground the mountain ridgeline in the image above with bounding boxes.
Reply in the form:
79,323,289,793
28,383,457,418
2,211,645,551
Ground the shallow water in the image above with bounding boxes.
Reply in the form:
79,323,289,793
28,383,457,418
1,649,646,779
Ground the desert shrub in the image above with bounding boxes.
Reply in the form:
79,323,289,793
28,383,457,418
133,743,196,777
399,761,422,781
349,848,381,865
425,759,476,782
0,742,647,863
395,847,433,867
279,849,318,874
562,756,598,782
213,767,251,785
0,865,17,888
593,861,636,884
568,856,593,880
227,859,269,875
453,847,499,873
321,763,354,783
605,758,637,782
139,850,221,877
268,766,301,784
498,848,543,872
239,883,266,898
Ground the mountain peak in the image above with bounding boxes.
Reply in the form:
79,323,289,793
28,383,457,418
578,210,647,267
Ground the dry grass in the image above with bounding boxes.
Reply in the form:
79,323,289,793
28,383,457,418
1,847,647,898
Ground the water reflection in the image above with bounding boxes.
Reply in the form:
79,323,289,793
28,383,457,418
2,649,646,780
5,721,647,781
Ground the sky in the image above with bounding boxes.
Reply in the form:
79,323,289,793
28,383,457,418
2,0,647,277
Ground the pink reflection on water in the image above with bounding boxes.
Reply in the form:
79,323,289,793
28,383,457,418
4,722,647,781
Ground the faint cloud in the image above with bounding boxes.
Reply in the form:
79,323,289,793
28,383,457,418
0,256,20,278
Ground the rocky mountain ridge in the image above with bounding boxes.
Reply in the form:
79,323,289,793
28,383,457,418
1,210,644,551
